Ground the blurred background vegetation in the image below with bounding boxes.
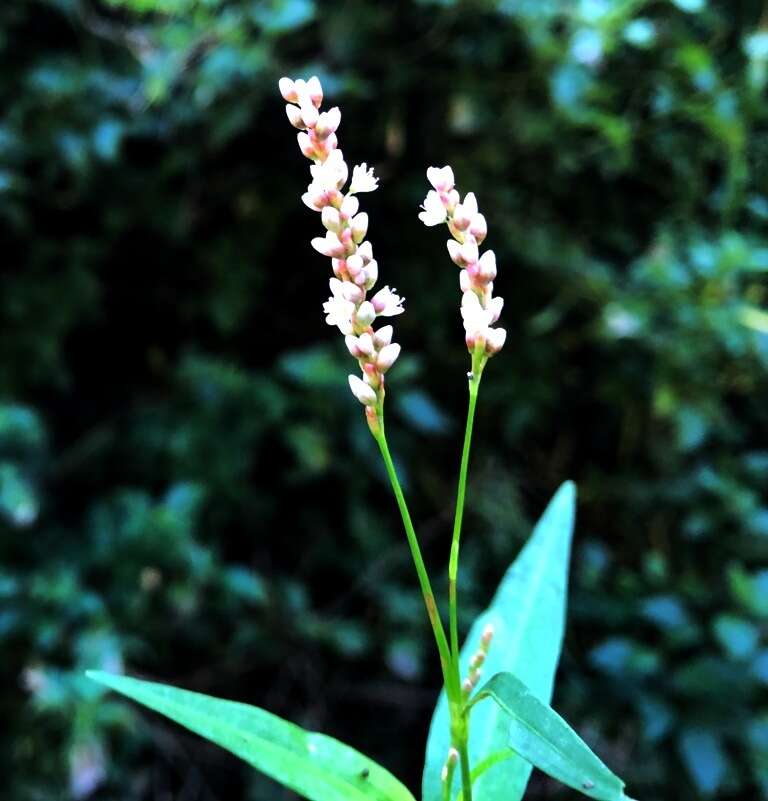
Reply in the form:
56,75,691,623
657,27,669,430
3,0,768,798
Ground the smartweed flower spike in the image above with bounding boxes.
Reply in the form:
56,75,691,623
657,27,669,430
279,76,404,435
419,167,506,373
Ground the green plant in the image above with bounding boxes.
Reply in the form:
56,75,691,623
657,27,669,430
87,75,636,801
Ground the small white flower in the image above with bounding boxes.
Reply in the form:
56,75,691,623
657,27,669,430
348,374,378,406
309,148,348,191
311,232,346,258
461,291,493,336
485,327,507,354
371,286,405,316
323,292,355,334
349,163,379,193
426,165,455,192
419,190,447,227
278,77,298,103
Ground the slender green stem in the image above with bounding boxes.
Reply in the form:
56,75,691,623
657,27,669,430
374,421,454,692
448,375,480,668
457,734,473,801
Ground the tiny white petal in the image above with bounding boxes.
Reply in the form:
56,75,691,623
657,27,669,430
419,190,447,227
350,163,379,194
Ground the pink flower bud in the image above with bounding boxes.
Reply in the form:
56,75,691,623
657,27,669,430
299,101,319,128
321,206,341,231
357,240,373,263
469,213,487,243
445,189,460,213
306,75,323,107
311,232,345,258
481,624,494,648
315,107,341,138
355,301,376,327
374,325,393,348
285,104,305,129
357,332,375,356
346,254,364,277
351,213,369,244
363,258,378,289
376,343,401,371
278,77,298,103
477,250,497,282
345,335,361,357
297,132,315,158
340,195,359,220
348,374,377,406
365,405,381,436
485,327,506,355
447,239,464,266
461,240,479,264
462,192,478,218
341,282,363,304
489,296,504,323
426,165,455,192
452,204,471,231
459,269,471,292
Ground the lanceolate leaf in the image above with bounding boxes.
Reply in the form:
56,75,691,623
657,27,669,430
422,481,576,801
472,672,630,801
86,671,416,801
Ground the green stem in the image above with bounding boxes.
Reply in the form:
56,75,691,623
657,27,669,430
448,375,480,667
458,734,473,801
374,420,454,693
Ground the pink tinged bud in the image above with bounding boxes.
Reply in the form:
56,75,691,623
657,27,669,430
365,405,381,436
306,75,323,107
324,132,339,152
285,104,305,129
315,107,341,138
348,374,377,406
462,678,474,694
427,165,455,192
278,77,298,102
357,240,373,263
340,194,359,219
446,189,460,213
311,232,345,258
481,624,494,648
462,192,478,218
461,240,479,264
299,101,319,128
459,269,471,292
490,296,504,323
345,335,361,357
447,239,464,266
346,254,364,277
351,213,369,244
357,332,375,356
469,213,487,243
485,327,506,355
376,343,401,372
356,301,376,327
321,206,341,231
363,258,378,289
362,363,380,387
297,132,315,158
374,324,393,348
452,204,471,231
478,250,497,282
341,282,363,304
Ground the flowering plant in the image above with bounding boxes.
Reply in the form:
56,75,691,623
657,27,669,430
87,76,636,801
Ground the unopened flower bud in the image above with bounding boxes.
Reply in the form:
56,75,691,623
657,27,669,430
306,75,323,107
346,254,364,277
286,104,305,129
469,213,487,243
461,240,479,264
351,213,369,244
462,192,478,218
477,250,497,282
365,404,381,436
374,325,393,348
357,241,373,263
445,189,460,213
341,282,363,304
315,107,341,138
462,678,474,694
348,374,377,406
459,269,471,292
447,239,464,266
356,301,376,327
489,296,503,323
427,165,455,193
377,343,401,372
485,327,506,355
278,77,298,103
321,206,341,231
297,131,315,158
481,624,494,648
357,332,375,356
345,335,361,357
299,101,319,128
363,259,378,289
452,204,471,231
340,194,359,220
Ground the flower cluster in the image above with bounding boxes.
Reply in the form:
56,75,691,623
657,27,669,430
419,167,506,362
462,623,494,698
279,76,404,433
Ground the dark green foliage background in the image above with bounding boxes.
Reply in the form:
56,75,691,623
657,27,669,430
2,0,768,799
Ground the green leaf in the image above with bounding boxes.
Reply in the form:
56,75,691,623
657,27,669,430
86,671,416,801
422,481,576,801
472,672,629,801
